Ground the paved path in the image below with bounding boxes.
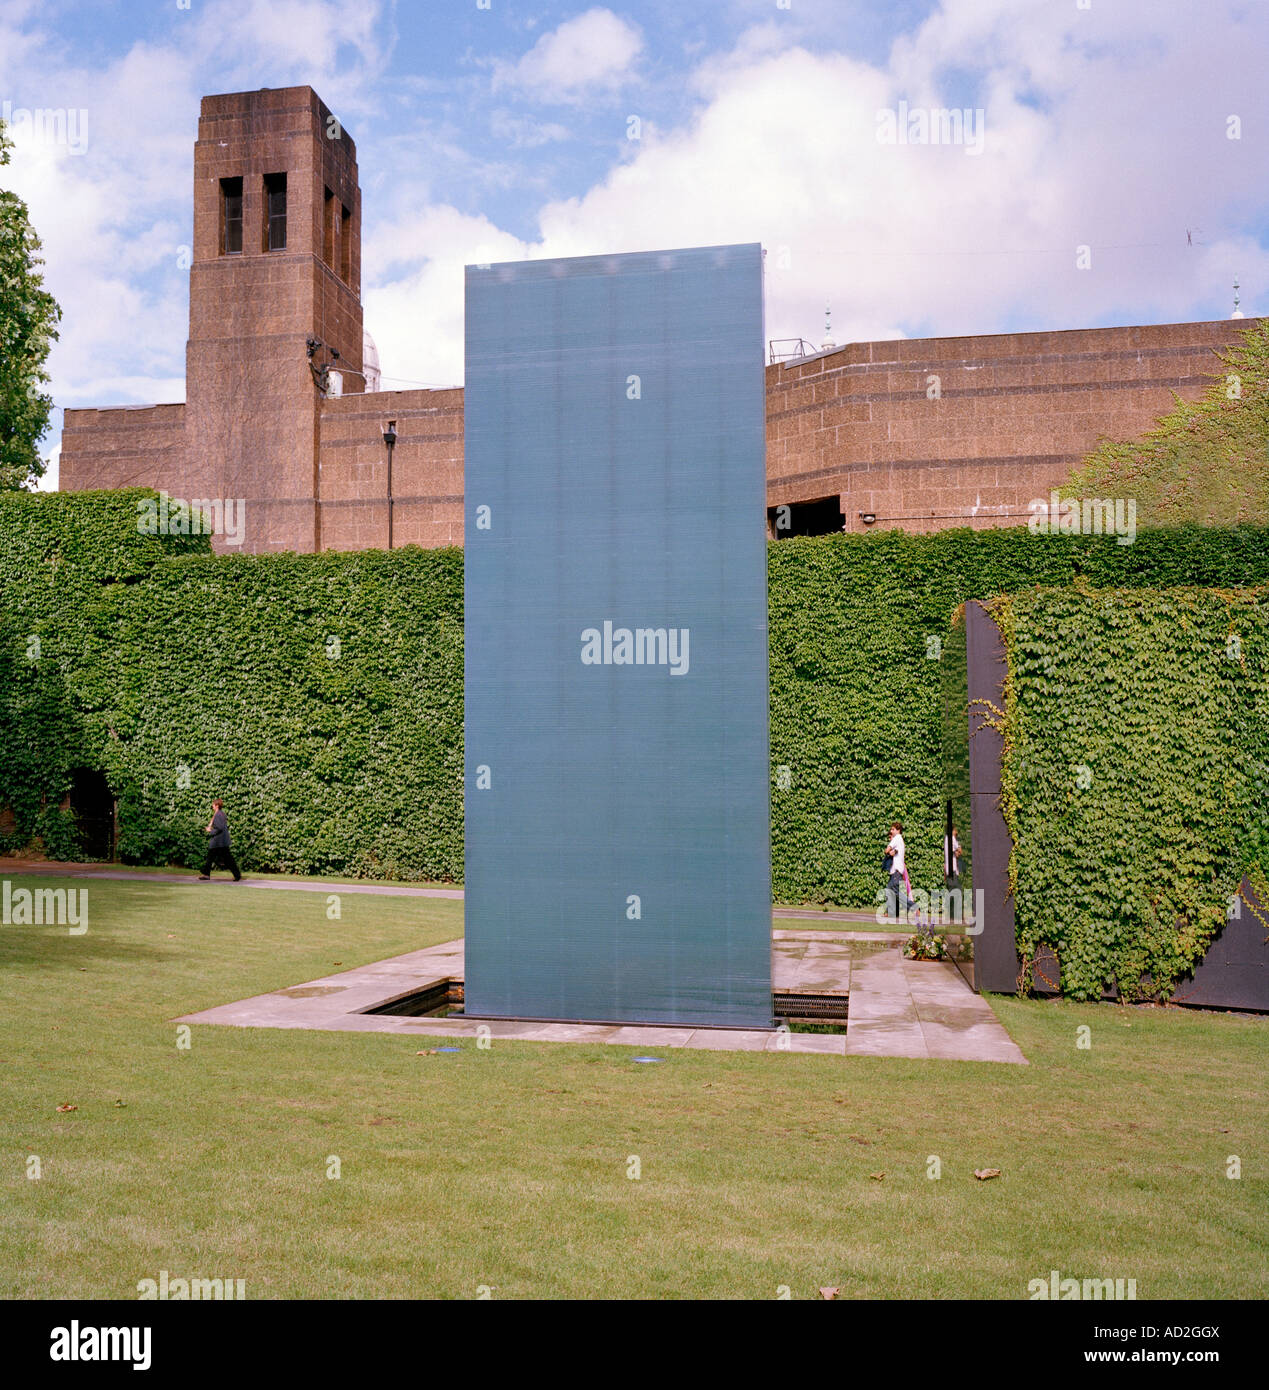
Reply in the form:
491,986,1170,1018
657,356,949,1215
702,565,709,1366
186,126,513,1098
845,949,1026,1063
0,861,464,899
179,935,1024,1063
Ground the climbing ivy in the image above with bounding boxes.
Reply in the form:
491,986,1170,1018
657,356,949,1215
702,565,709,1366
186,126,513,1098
995,585,1269,1000
1065,318,1269,527
3,488,1269,916
766,524,1269,905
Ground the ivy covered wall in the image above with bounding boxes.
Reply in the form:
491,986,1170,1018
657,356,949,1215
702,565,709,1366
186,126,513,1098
3,491,1269,923
994,585,1268,1000
766,524,1269,904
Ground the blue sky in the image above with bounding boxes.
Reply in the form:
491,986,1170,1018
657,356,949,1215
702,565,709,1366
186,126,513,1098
0,0,1265,485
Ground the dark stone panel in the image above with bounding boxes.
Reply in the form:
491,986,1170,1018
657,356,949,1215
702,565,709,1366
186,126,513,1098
1175,876,1269,1010
965,600,1019,994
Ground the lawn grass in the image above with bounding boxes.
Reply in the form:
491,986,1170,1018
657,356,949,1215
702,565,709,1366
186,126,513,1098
1,875,1264,1300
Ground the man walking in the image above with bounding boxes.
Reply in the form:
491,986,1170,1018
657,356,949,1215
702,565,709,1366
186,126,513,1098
199,799,242,881
885,819,915,922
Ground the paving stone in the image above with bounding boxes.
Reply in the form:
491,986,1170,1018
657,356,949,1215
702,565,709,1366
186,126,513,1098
767,1032,846,1054
605,1026,697,1048
174,932,1026,1063
685,1029,774,1051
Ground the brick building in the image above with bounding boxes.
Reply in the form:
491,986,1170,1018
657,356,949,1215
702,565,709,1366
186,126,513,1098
59,86,1255,552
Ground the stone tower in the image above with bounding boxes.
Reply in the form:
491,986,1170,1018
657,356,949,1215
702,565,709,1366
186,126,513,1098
184,86,363,552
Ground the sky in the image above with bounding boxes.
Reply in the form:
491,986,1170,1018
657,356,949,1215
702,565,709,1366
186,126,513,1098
1,0,1266,489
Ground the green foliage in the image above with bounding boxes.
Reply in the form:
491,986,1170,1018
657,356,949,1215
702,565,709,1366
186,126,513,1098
4,490,1269,941
996,585,1269,1001
0,490,461,878
0,489,209,856
1065,319,1269,527
766,523,1269,906
0,120,62,489
90,547,464,880
903,932,948,961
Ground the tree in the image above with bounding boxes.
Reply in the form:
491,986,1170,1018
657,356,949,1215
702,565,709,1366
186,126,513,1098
0,119,62,490
1065,319,1269,526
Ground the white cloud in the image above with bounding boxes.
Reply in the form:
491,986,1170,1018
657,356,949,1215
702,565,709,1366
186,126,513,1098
0,0,389,430
363,207,528,388
6,0,1267,432
493,8,643,103
489,110,571,150
366,0,1269,385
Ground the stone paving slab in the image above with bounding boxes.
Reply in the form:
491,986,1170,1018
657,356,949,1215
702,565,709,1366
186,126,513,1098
176,939,843,1055
174,931,1023,1063
844,953,1026,1064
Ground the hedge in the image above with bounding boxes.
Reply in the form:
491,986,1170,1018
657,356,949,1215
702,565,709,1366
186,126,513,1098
766,523,1269,903
994,585,1269,1000
0,490,209,857
3,490,1269,911
0,490,463,879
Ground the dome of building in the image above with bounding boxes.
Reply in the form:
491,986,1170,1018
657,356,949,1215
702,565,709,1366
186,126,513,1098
363,329,382,392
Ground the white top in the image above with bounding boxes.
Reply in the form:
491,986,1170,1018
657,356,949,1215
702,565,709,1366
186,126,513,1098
887,831,906,876
945,833,961,875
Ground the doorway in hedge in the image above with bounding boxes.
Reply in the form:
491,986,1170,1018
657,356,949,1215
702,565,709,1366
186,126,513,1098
67,768,116,861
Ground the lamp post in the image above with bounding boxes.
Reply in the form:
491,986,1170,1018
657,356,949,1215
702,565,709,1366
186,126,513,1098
382,421,397,549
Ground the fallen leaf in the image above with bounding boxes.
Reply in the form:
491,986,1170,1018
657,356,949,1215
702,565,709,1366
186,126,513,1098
56,1104,78,1113
819,1286,839,1300
973,1168,1002,1181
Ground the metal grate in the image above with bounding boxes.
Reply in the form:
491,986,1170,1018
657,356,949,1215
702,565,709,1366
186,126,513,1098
773,990,849,1022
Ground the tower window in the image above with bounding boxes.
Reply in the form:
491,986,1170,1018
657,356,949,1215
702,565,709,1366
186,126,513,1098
264,172,287,252
323,188,335,268
340,203,352,283
220,176,243,255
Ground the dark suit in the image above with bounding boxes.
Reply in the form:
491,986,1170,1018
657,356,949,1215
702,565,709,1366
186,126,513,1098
201,809,241,879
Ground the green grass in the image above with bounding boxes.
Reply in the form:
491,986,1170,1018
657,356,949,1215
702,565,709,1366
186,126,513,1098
1,876,1264,1300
